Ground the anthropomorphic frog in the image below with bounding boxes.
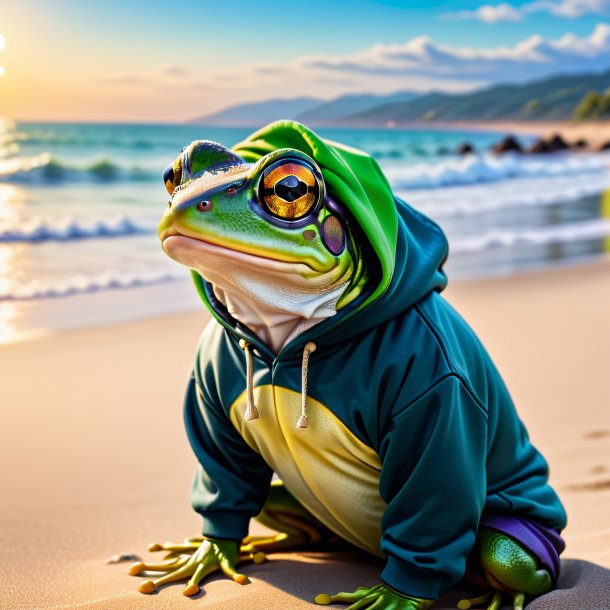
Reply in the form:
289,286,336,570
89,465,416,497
129,121,566,610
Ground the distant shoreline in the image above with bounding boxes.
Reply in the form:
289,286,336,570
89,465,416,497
181,119,610,150
419,120,610,150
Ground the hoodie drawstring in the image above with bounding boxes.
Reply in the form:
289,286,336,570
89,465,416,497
239,339,317,429
239,339,259,422
297,341,317,429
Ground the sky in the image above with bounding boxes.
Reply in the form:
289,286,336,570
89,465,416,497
1,0,610,123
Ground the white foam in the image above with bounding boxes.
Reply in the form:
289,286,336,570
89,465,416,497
0,215,154,242
450,218,610,255
383,151,610,190
400,173,610,219
0,268,186,300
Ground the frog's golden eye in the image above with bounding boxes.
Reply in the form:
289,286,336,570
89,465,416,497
163,158,182,195
259,159,322,221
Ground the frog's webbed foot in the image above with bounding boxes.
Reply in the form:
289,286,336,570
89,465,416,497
245,480,337,554
314,584,434,610
458,529,552,610
241,509,331,554
457,591,517,610
128,537,265,596
241,531,306,554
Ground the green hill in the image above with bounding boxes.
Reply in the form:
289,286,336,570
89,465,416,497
295,91,419,124
346,70,610,123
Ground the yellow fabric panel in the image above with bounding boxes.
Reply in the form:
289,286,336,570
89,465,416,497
229,385,386,557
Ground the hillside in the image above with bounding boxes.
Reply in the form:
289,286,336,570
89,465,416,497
347,70,610,123
188,96,322,126
296,90,419,124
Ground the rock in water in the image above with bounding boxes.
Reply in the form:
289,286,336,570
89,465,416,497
528,138,551,154
492,135,523,154
457,142,475,155
546,134,569,152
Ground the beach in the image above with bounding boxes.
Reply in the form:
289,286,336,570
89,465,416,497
1,257,609,610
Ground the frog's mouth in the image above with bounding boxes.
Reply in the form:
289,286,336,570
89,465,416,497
161,230,343,282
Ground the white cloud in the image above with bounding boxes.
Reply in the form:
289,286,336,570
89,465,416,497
528,0,610,17
446,3,523,23
280,23,610,85
444,0,610,22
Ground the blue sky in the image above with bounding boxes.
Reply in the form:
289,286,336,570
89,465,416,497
1,0,609,121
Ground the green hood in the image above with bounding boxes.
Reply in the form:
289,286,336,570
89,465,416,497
192,120,448,349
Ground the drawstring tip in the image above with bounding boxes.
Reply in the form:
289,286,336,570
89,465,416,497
296,415,309,429
246,406,260,422
304,341,317,353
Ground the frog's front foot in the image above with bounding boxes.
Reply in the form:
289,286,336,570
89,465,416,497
314,584,434,610
128,536,265,596
458,529,552,610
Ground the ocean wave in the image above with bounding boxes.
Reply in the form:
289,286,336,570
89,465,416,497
12,128,164,150
383,152,610,190
450,218,610,255
403,174,610,219
0,215,155,242
0,268,186,300
0,153,158,183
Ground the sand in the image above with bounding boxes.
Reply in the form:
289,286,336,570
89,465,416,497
1,259,609,610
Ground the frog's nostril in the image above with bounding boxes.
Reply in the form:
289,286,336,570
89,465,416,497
197,200,212,213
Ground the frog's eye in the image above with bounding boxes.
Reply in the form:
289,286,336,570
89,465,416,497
225,186,238,197
163,158,183,195
259,158,322,221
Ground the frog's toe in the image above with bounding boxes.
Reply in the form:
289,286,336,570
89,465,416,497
456,591,493,609
128,556,189,576
147,538,201,553
511,592,526,610
240,532,307,554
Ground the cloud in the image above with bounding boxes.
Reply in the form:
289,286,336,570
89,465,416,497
529,0,610,17
286,23,610,84
162,65,191,76
444,0,610,22
445,3,523,23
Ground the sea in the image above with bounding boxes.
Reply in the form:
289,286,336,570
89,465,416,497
1,119,609,344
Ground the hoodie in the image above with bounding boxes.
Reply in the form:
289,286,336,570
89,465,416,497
183,120,567,599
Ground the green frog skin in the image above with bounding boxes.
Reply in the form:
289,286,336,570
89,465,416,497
129,121,566,610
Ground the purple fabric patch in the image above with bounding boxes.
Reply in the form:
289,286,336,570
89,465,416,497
480,513,565,583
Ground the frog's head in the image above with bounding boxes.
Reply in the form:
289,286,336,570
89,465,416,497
158,140,367,309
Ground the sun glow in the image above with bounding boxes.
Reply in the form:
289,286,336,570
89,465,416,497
0,33,4,76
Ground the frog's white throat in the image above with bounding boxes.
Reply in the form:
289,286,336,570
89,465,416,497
188,245,352,353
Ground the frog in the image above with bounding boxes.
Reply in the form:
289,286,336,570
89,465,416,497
128,120,566,610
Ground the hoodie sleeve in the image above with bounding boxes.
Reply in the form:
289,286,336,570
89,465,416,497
378,374,488,599
184,372,273,540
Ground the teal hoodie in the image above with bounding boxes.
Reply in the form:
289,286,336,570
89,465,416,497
183,121,566,599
